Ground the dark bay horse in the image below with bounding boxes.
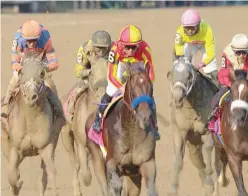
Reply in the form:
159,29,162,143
1,52,65,196
85,62,157,196
167,57,219,195
213,69,248,196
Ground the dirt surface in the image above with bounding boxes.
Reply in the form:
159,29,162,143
1,7,248,196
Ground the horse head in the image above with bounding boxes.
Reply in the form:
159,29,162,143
123,61,154,129
167,57,196,108
229,68,248,129
18,51,47,107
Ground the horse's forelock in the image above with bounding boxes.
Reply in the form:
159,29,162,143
234,70,248,81
172,60,192,81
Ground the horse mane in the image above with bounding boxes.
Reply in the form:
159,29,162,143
196,71,219,92
234,69,247,81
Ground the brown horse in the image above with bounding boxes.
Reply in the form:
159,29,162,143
85,62,157,196
1,52,65,196
213,69,248,196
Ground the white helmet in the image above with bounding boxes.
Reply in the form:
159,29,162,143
231,34,248,51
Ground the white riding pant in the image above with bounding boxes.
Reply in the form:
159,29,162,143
106,62,145,97
184,43,217,74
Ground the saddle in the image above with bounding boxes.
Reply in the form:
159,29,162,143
87,94,123,159
208,90,230,135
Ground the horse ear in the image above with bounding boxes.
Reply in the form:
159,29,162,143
17,68,22,77
38,51,45,61
229,66,236,82
167,71,172,81
144,62,150,77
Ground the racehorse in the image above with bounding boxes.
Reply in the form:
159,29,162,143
213,69,248,196
84,62,157,196
167,57,219,195
1,51,65,196
61,57,108,196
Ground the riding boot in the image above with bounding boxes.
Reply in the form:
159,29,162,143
67,81,88,121
92,92,112,133
208,70,219,88
1,74,20,118
152,103,160,141
46,87,64,118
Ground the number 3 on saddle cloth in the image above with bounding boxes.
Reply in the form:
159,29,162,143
208,90,230,141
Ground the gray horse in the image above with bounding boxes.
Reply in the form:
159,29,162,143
167,58,219,195
1,52,65,196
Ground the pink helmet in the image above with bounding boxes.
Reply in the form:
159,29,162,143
181,9,201,26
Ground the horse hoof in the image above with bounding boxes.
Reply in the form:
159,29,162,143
82,170,92,186
74,193,82,196
167,192,178,196
204,184,214,195
218,177,229,187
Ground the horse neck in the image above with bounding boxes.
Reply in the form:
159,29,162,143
186,72,206,107
121,83,145,137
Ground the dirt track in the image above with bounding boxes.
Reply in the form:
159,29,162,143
1,7,248,196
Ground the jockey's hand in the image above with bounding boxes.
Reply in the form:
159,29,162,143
80,69,91,79
196,62,206,70
12,63,22,72
74,63,85,78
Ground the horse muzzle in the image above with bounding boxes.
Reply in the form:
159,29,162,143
24,91,39,107
172,87,185,108
136,104,152,129
231,100,248,125
22,81,42,107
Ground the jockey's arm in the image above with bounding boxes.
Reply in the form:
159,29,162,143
107,49,122,88
203,25,216,65
74,41,91,78
174,27,185,59
11,35,22,71
142,45,155,82
45,38,59,72
218,54,232,87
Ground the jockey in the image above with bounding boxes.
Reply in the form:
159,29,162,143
91,25,160,140
1,19,63,118
67,30,113,120
209,34,248,120
174,8,218,86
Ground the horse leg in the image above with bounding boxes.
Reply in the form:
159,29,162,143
39,143,58,196
38,160,48,196
89,142,109,196
168,126,186,195
139,158,157,196
187,143,214,195
227,153,248,196
61,125,82,196
218,149,229,187
201,133,214,193
1,127,10,162
77,141,92,186
8,148,24,196
106,158,123,196
121,175,141,196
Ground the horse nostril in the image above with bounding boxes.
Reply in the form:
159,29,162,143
32,95,38,101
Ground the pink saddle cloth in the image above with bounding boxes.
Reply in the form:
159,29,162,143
208,109,221,135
